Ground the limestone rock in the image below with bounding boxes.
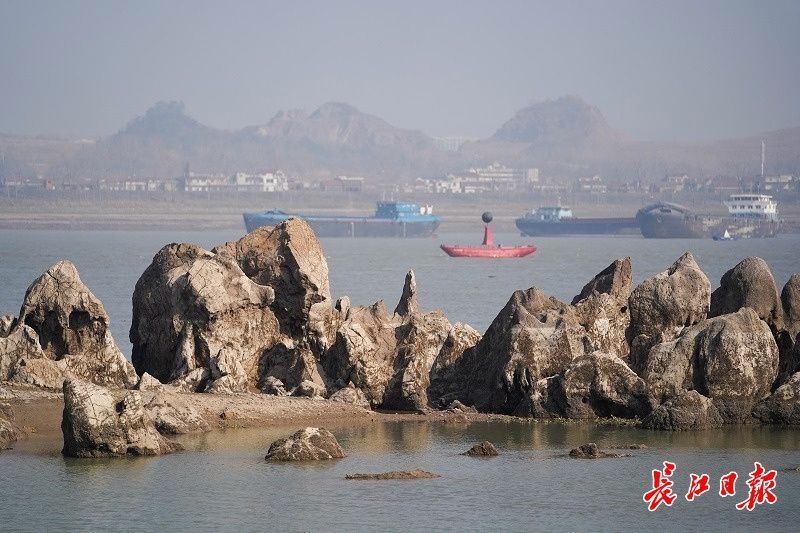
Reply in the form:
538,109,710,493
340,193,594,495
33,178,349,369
560,351,651,419
264,427,345,461
462,441,499,456
572,257,632,304
345,469,439,480
205,349,248,394
642,308,778,423
61,377,181,457
169,368,210,393
0,314,15,338
9,357,66,390
394,270,419,316
428,323,482,407
131,242,278,385
710,257,783,327
136,372,163,391
1,326,45,380
628,252,710,372
261,376,287,396
258,342,325,392
145,392,210,435
15,261,137,389
568,443,621,459
779,274,800,378
329,382,370,408
642,390,723,430
292,379,326,399
752,372,800,425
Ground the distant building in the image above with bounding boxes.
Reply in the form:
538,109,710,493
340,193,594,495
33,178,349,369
433,136,474,152
576,175,607,194
233,171,288,192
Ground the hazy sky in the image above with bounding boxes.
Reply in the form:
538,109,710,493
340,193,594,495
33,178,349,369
1,0,799,141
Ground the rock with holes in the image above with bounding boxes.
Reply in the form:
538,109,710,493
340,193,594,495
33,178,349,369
560,351,651,419
628,253,711,372
642,390,723,430
264,427,345,461
61,377,181,457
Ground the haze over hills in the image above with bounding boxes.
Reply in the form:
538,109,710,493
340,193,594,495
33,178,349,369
1,96,798,181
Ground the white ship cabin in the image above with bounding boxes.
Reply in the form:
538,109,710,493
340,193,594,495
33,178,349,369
419,204,434,215
723,194,778,220
527,206,574,221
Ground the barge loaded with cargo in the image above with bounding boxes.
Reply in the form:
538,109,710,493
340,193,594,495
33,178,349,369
636,194,780,239
243,201,440,237
515,206,639,236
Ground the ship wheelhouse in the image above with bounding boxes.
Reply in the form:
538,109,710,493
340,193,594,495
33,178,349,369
723,194,778,220
526,206,574,222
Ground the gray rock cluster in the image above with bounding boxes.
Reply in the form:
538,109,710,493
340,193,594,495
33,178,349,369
264,427,345,461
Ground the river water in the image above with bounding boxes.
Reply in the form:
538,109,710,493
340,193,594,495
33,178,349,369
1,229,799,531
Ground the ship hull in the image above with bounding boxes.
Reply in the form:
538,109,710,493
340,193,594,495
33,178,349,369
440,244,537,258
636,204,780,239
243,213,440,237
515,217,639,236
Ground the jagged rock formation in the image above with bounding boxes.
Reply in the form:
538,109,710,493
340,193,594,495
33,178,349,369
753,372,800,425
130,219,333,393
435,258,633,415
264,427,345,461
628,252,711,373
61,377,182,457
642,390,724,430
322,270,469,411
1,261,136,390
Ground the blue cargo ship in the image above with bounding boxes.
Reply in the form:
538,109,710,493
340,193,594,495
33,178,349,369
243,201,441,237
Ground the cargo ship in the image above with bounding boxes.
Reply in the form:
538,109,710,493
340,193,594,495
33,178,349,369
515,206,639,236
243,201,441,237
637,194,780,239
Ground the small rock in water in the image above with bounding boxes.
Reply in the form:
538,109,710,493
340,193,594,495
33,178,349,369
265,427,345,461
568,443,621,459
345,469,440,480
463,441,499,456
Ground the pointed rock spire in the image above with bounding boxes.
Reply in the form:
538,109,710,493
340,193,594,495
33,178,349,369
394,270,419,317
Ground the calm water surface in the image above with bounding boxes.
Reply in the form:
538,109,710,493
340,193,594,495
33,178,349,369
1,230,799,531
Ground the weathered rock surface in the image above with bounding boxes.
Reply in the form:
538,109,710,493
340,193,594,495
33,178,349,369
292,379,326,399
0,315,15,338
145,392,210,435
136,372,163,391
437,258,633,415
568,443,622,459
131,219,334,394
323,271,463,411
642,308,778,422
261,376,287,396
559,351,651,419
642,390,724,430
1,326,45,381
628,252,711,372
752,372,800,425
328,382,370,408
345,469,440,480
462,441,499,456
61,377,182,457
18,261,137,388
264,427,345,461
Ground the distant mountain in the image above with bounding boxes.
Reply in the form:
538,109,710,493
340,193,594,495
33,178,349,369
1,97,799,181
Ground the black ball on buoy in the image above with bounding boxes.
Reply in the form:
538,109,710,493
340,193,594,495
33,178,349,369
482,211,493,224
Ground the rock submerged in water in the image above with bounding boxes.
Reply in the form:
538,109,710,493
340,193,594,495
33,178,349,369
752,372,800,425
462,441,499,456
61,377,182,457
265,427,345,461
641,390,723,431
568,443,622,459
345,469,440,480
